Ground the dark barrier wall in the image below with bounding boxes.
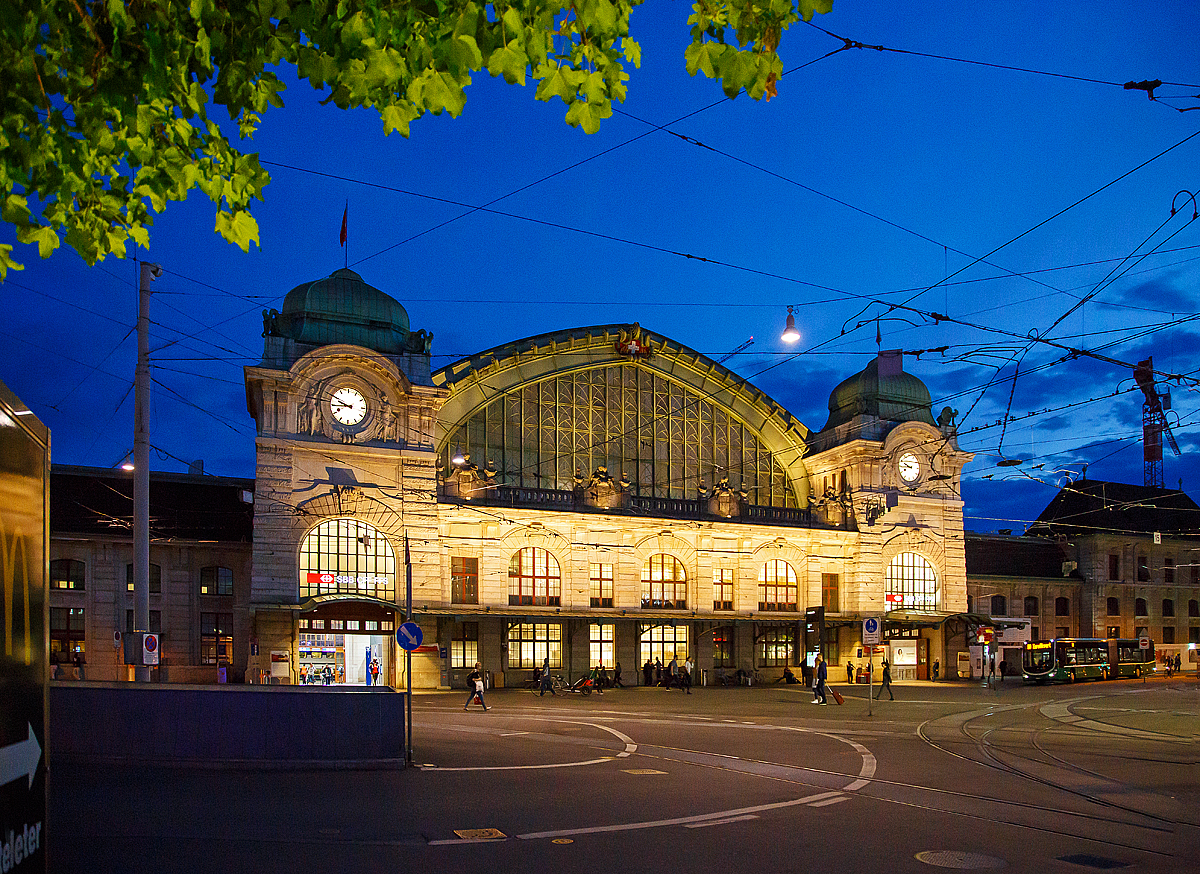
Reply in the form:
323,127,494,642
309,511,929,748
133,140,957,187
50,684,405,763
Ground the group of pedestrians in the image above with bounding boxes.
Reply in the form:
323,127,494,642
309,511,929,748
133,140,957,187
642,655,693,692
808,655,893,704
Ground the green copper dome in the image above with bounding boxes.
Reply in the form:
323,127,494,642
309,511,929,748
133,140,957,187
816,352,935,444
274,268,410,354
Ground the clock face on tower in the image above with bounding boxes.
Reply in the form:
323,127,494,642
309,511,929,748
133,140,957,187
330,386,367,426
897,452,921,483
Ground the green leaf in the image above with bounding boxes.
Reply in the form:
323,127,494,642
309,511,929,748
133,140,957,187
486,45,527,85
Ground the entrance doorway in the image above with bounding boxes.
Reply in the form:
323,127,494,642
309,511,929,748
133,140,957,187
298,603,395,686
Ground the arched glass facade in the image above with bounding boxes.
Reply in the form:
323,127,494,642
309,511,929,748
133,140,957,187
758,560,798,612
299,519,396,600
508,547,562,606
884,552,938,610
642,554,687,609
442,364,797,504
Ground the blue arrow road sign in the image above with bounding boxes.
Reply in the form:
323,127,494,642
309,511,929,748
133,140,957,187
396,621,423,651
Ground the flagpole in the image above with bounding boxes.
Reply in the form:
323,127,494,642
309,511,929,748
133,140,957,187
340,201,348,269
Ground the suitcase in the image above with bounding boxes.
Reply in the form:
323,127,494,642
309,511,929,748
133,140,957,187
830,687,844,706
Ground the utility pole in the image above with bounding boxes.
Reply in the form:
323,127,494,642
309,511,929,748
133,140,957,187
134,261,161,681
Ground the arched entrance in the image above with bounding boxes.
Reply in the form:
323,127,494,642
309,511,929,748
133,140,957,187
297,519,398,686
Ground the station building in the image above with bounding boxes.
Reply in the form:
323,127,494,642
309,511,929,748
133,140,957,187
71,267,1200,688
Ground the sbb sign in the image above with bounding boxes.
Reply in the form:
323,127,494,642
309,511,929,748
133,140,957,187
307,572,389,587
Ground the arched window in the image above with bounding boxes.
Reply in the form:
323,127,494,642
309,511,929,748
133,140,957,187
642,554,687,609
1107,597,1121,616
758,560,798,612
50,558,85,590
1055,597,1070,616
990,594,1007,616
1135,597,1148,617
1023,596,1038,616
1162,598,1175,617
299,519,396,600
885,553,938,610
508,547,561,606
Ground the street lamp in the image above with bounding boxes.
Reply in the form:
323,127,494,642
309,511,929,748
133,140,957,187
780,306,800,343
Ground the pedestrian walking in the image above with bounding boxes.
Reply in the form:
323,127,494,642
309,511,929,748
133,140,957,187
465,662,489,711
846,661,855,685
538,656,557,696
875,658,893,700
590,664,605,695
370,659,380,687
987,656,996,688
1174,653,1182,674
932,659,940,681
667,656,679,689
811,654,828,705
654,658,663,686
998,658,1007,683
614,660,624,688
683,656,694,694
643,658,653,687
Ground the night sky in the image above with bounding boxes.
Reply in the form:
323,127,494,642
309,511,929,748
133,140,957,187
2,2,1198,533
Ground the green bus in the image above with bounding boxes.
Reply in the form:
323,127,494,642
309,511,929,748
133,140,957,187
1107,638,1155,678
1022,638,1110,683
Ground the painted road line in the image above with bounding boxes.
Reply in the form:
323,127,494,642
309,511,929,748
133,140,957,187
684,814,759,828
808,796,848,807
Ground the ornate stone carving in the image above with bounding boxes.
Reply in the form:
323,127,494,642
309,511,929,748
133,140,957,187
575,466,633,509
442,454,497,500
704,477,747,518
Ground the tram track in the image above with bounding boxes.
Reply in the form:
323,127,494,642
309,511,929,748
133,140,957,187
917,701,1193,835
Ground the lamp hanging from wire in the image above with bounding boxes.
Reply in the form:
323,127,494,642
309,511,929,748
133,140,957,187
780,305,800,343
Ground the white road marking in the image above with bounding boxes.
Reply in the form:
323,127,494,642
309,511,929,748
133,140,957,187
684,814,759,828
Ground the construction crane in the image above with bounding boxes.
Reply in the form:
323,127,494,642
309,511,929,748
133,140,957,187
1133,356,1180,488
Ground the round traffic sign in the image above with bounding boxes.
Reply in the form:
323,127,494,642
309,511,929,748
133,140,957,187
864,618,879,634
144,634,157,652
396,621,423,651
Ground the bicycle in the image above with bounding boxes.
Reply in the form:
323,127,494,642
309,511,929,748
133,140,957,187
530,674,567,696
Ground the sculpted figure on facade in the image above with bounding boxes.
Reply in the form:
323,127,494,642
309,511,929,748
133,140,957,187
705,476,747,519
298,395,316,435
578,465,632,510
442,453,497,500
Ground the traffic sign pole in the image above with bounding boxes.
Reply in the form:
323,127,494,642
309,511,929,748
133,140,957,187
405,533,413,766
862,617,881,718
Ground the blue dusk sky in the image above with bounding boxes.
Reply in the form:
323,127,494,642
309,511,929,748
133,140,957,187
2,2,1199,532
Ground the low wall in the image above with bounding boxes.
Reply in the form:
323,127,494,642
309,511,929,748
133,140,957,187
50,683,405,764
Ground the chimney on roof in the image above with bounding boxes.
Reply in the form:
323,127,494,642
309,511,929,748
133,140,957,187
189,459,204,475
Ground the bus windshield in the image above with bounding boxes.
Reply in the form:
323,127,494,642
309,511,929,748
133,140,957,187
1024,644,1052,672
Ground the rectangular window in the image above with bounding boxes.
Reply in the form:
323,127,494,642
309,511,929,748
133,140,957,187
1106,626,1120,639
330,620,344,630
756,628,794,667
200,612,233,665
507,622,562,669
50,607,86,663
712,568,733,611
451,556,479,604
712,626,734,667
125,610,161,633
1108,553,1120,581
1031,626,1039,642
639,623,688,667
1137,555,1150,582
50,559,85,590
126,563,162,593
1190,627,1199,644
200,566,233,596
821,573,840,614
451,621,478,668
1162,626,1175,644
590,623,615,668
590,563,614,608
1164,556,1175,584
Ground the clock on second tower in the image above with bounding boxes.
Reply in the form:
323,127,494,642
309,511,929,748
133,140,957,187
330,386,367,426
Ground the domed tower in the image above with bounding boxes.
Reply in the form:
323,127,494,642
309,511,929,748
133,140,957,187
243,269,447,681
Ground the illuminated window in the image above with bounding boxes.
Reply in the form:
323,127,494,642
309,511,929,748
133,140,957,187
821,573,839,614
507,623,562,669
642,554,687,609
200,566,233,596
451,557,478,604
50,559,85,590
508,547,561,606
713,568,733,611
451,622,478,668
590,563,614,607
126,563,161,593
884,553,938,610
639,623,688,665
49,607,85,664
712,625,734,667
590,623,615,668
757,628,794,667
200,612,233,665
299,519,396,600
759,560,798,612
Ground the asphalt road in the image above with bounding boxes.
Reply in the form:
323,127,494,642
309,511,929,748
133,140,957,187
50,676,1200,873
